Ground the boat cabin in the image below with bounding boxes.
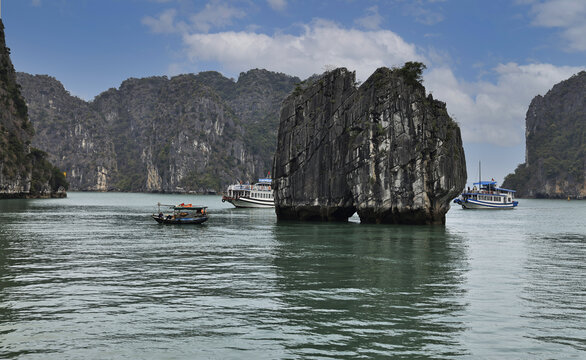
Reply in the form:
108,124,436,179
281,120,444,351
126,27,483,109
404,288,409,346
455,181,518,209
225,178,273,200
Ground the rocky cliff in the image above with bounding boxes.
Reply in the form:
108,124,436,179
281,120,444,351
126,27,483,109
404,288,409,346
17,69,299,192
0,19,67,198
272,66,466,224
503,71,585,198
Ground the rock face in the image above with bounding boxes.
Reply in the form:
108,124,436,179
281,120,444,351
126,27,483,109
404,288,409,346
16,73,116,191
17,69,299,192
0,19,67,198
503,71,585,198
272,67,466,224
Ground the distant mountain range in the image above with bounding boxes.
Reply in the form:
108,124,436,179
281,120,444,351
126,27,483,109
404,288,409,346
503,71,585,198
14,49,584,198
17,69,300,192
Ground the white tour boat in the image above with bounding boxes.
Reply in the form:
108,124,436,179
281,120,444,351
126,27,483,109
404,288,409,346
221,178,274,208
453,180,518,209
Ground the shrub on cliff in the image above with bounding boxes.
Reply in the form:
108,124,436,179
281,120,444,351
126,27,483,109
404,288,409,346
394,61,427,89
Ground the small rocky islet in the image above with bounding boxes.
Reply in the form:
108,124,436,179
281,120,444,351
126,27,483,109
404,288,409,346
272,65,466,225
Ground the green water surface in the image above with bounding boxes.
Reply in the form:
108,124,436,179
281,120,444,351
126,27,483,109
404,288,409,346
0,193,584,359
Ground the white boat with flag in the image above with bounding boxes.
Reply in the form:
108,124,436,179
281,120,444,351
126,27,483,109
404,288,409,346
222,178,274,208
453,180,518,209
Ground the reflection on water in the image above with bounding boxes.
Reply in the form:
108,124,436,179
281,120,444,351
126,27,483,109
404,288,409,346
0,194,585,359
272,223,469,358
522,233,586,352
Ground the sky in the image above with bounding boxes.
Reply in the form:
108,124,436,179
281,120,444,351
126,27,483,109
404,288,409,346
2,0,585,185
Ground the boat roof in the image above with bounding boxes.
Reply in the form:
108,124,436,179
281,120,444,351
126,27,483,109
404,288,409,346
495,187,516,193
161,203,207,210
174,206,207,210
473,181,497,185
157,202,207,210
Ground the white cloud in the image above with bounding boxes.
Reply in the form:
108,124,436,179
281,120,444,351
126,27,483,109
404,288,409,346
182,19,422,82
144,1,246,34
32,0,42,6
190,0,247,33
403,2,445,25
526,0,586,51
142,9,180,34
354,6,383,30
144,3,584,149
267,0,287,11
425,63,584,146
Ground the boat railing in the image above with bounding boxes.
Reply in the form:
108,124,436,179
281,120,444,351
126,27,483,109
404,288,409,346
228,184,252,191
227,184,273,192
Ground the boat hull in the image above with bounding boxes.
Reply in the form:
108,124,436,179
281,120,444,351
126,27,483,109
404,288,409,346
222,196,274,208
455,199,518,209
152,215,208,224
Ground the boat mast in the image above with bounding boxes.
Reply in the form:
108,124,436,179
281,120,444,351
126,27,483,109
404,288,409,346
478,160,481,190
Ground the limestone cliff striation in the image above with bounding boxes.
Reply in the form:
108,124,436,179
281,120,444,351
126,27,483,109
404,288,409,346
16,73,116,191
0,20,67,198
272,67,466,224
503,71,585,198
17,69,299,192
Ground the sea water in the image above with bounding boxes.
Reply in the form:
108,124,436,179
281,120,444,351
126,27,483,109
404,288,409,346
0,193,584,359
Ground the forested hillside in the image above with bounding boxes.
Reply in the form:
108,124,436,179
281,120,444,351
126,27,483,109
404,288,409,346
17,69,299,192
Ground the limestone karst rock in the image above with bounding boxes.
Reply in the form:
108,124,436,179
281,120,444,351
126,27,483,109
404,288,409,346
272,67,466,224
17,69,299,192
503,71,585,198
0,19,67,198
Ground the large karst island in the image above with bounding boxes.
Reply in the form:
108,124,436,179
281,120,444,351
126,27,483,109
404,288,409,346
17,69,299,192
0,19,67,199
503,71,585,198
272,64,467,224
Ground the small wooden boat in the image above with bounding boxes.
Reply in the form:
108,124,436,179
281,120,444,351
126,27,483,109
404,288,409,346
152,203,209,224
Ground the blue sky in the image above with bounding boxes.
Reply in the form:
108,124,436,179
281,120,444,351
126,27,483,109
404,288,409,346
3,0,585,184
